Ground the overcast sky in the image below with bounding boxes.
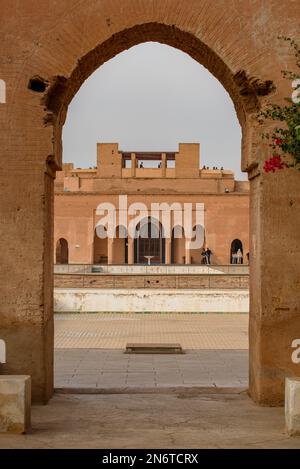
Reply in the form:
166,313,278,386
63,42,246,180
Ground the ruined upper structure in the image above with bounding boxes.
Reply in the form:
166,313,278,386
55,143,249,194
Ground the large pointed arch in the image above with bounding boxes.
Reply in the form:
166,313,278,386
2,3,298,407
43,23,267,173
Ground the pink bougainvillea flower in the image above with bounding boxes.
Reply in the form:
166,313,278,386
263,155,288,173
273,137,283,146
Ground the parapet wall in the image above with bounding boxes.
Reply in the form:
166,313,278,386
54,288,249,314
54,273,249,290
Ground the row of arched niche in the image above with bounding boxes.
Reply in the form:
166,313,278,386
56,218,244,265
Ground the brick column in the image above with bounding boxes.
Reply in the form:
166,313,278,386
165,238,171,264
0,169,54,404
162,153,166,177
248,169,300,405
128,237,135,265
107,238,114,265
131,153,136,177
185,240,191,264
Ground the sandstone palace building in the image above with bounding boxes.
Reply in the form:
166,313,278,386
54,143,249,266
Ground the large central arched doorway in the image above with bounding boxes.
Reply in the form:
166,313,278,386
135,217,165,264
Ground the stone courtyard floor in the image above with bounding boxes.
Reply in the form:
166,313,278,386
2,313,300,449
55,349,248,389
54,312,249,349
1,391,300,448
54,313,248,389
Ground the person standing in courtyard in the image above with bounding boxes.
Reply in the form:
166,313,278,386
205,247,212,265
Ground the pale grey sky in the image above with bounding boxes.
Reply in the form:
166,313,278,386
63,42,246,180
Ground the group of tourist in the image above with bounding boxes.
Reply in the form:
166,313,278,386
139,163,225,170
200,248,249,265
139,162,162,168
202,165,224,170
231,248,243,264
201,247,213,264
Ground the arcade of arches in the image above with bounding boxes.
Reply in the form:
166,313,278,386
0,1,299,409
54,143,249,266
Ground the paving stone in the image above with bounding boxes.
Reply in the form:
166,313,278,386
54,313,248,349
54,313,249,389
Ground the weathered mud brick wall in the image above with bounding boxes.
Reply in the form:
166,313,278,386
0,0,299,404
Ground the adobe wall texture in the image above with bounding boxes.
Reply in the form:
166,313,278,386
54,193,250,265
0,0,299,404
54,142,250,266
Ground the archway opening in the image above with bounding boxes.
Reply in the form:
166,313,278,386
93,227,108,264
190,225,206,265
52,26,250,396
230,239,244,264
56,238,69,264
171,226,185,265
134,217,165,264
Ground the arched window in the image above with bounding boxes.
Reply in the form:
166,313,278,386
56,238,69,264
230,239,243,264
93,227,108,264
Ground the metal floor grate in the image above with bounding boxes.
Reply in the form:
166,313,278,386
125,343,184,354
